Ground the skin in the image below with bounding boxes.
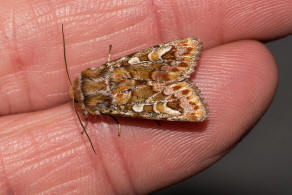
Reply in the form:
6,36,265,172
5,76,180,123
0,0,291,194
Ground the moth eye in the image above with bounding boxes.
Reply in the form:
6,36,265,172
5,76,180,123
74,99,79,103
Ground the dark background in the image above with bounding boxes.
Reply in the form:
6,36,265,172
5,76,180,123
154,35,292,195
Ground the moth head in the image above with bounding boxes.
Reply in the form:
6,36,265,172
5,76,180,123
69,78,82,104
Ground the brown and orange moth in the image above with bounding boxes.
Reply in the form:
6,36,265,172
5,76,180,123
62,25,207,153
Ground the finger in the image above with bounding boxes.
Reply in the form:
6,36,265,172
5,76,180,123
0,0,288,115
155,0,292,47
0,40,277,194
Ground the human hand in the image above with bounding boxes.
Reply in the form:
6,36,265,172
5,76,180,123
0,0,291,194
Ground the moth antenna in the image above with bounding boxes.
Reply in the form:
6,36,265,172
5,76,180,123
73,99,97,154
62,24,96,154
81,119,88,134
62,24,73,87
107,44,112,63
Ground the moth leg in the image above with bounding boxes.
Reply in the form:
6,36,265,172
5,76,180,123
72,100,96,154
109,115,121,136
107,44,112,62
154,120,161,126
81,117,88,134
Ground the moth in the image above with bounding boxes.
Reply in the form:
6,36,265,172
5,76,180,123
62,25,207,153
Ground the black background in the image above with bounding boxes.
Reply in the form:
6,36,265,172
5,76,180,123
154,35,292,195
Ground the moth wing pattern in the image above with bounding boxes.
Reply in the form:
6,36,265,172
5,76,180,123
74,38,207,122
111,37,202,81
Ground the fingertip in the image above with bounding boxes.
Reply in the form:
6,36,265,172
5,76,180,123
197,40,278,146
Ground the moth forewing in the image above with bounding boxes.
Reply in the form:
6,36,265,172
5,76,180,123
62,24,207,154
